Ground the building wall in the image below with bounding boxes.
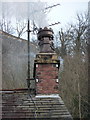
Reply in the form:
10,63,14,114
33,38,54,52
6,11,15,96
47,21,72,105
35,64,59,94
1,31,38,89
0,32,2,90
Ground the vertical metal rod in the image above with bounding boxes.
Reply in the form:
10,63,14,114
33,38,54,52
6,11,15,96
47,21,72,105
27,19,30,88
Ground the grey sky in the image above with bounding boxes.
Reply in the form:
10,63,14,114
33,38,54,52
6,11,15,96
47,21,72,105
46,0,89,33
0,0,89,35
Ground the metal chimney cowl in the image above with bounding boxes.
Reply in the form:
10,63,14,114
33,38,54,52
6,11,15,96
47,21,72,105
37,27,55,53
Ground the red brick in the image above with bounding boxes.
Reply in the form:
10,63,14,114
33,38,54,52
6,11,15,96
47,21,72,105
35,64,59,94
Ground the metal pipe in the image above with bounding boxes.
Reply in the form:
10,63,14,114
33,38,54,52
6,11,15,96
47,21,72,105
27,19,30,88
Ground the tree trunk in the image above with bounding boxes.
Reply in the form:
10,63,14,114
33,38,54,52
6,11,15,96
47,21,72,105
87,31,90,118
78,79,81,119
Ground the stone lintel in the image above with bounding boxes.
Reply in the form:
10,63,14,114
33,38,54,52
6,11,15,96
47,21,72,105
34,53,60,64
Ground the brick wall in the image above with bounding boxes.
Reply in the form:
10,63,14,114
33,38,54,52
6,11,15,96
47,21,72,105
35,64,59,94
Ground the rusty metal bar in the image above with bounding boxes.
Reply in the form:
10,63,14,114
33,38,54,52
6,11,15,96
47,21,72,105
0,88,35,91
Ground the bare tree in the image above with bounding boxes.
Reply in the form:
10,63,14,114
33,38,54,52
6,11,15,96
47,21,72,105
0,2,48,38
87,2,90,118
57,12,88,119
0,15,14,34
71,12,88,54
15,20,27,38
56,12,88,58
0,2,14,34
55,26,74,58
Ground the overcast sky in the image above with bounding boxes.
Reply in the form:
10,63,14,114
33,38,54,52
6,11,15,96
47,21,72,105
46,0,89,33
0,0,89,34
1,0,89,2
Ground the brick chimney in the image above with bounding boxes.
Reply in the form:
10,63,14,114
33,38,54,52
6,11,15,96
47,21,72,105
33,27,60,94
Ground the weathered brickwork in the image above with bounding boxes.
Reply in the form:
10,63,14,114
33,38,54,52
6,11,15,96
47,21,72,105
33,27,60,94
35,64,59,94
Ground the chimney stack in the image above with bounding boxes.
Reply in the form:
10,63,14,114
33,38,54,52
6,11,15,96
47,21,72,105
33,27,60,94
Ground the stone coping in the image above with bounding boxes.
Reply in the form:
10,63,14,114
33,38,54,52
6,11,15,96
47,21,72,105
35,94,60,98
